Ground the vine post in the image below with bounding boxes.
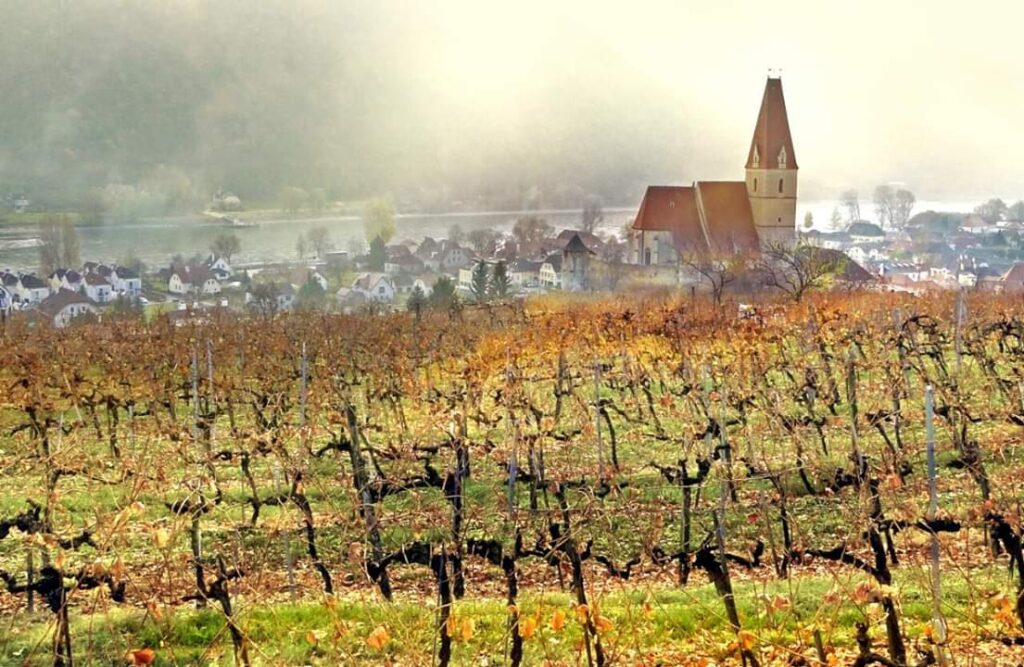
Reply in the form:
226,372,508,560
925,385,952,666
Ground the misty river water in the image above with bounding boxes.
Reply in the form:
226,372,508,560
0,201,976,272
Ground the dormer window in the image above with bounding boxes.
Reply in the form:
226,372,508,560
751,145,760,168
777,146,787,168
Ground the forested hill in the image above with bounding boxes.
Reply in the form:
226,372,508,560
0,1,701,213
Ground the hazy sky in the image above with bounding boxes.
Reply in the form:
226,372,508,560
401,0,1024,200
4,0,1022,206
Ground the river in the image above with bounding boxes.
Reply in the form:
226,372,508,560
0,200,978,272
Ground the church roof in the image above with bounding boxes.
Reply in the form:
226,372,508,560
746,77,797,170
695,181,760,253
633,186,704,245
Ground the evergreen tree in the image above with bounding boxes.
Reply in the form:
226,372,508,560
368,236,387,271
429,275,456,310
470,260,490,302
407,284,427,316
490,260,511,298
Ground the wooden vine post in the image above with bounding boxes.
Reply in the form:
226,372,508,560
925,385,952,666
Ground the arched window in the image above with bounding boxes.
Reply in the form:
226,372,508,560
778,178,784,193
753,178,758,192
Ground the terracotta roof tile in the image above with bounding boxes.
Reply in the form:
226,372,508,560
746,77,797,170
633,186,707,251
695,181,760,253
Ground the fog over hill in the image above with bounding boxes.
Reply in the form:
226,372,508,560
2,1,1023,212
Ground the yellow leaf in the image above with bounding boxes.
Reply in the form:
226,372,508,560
446,614,457,638
366,625,389,650
594,615,614,633
460,617,475,641
153,528,171,550
519,615,538,639
305,630,318,646
551,609,566,632
737,630,756,651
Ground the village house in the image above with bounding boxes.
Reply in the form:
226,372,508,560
15,274,50,305
393,274,415,296
349,272,395,303
83,273,114,304
37,289,99,328
539,254,562,289
111,267,143,297
631,76,797,264
168,265,221,296
417,240,471,272
205,255,233,280
245,282,295,312
384,253,425,275
63,270,84,292
0,284,10,316
510,259,543,288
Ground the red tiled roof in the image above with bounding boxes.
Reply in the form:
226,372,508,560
633,186,706,251
1002,263,1024,284
746,77,797,170
695,181,760,253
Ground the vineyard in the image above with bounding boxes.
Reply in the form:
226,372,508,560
2,292,1024,666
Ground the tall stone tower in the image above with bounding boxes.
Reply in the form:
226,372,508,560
745,76,797,245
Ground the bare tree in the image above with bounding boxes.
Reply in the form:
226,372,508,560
873,185,895,228
756,240,844,302
467,229,498,256
893,189,915,228
839,189,861,222
680,250,748,305
307,227,331,259
875,186,916,229
210,232,241,262
580,197,603,234
60,218,80,269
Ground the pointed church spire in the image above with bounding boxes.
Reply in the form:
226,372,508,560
746,77,797,170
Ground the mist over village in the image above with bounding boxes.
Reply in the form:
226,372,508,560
2,2,1024,666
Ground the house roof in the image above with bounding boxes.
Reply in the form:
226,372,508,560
696,181,761,253
1,272,18,287
511,259,544,272
847,221,884,237
115,267,139,279
563,233,596,255
19,274,47,289
38,289,96,317
543,253,563,272
352,272,392,291
746,77,798,170
84,273,110,286
811,248,875,283
555,229,604,252
1001,263,1024,284
65,270,82,283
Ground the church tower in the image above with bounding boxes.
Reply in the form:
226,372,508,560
745,76,797,245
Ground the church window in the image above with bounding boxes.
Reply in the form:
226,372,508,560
752,145,760,168
778,178,784,193
778,146,787,168
753,178,758,192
